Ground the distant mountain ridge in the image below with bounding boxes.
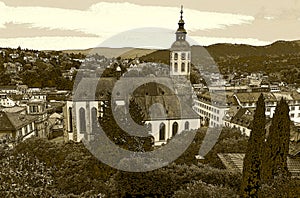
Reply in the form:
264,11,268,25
62,47,133,58
62,40,300,61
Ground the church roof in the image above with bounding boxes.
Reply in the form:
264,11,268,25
113,77,198,120
73,77,117,101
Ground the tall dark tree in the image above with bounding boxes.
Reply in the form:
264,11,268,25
99,96,153,152
240,94,266,197
262,98,291,182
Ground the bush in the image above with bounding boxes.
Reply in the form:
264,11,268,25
173,180,238,198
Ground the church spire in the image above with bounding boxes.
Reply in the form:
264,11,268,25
177,5,187,35
180,5,183,20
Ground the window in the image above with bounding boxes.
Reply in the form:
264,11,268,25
291,113,295,118
24,125,28,135
18,130,22,137
91,107,98,134
187,63,190,73
174,63,178,72
181,63,185,72
159,123,166,141
69,107,73,132
147,123,152,132
29,123,33,132
79,108,86,133
291,106,295,111
181,53,186,60
172,122,178,136
185,121,189,130
174,53,178,60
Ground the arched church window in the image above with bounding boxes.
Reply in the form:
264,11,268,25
174,53,178,60
91,107,98,134
147,123,152,132
174,63,178,72
181,63,185,72
159,123,166,141
185,121,189,130
172,122,178,136
69,107,73,132
79,108,86,134
181,53,186,60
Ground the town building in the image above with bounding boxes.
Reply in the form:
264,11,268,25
27,99,49,138
0,94,17,107
0,110,37,144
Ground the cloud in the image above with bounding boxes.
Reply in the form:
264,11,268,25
0,1,254,39
0,22,99,38
0,36,103,50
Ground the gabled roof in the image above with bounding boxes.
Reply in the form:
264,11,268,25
6,113,37,129
0,112,15,131
0,111,37,131
230,108,254,128
290,142,300,156
234,92,277,103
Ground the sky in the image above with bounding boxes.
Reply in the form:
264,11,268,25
0,0,300,50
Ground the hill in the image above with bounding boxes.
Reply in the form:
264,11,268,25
119,48,157,59
62,47,133,58
206,40,300,58
61,40,300,61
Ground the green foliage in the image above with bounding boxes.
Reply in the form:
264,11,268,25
0,151,54,197
260,177,300,198
112,163,242,198
2,133,297,197
240,94,266,197
172,180,237,198
204,127,248,168
174,127,248,168
99,97,153,152
12,138,116,196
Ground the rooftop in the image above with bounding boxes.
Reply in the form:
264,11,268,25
218,153,300,178
0,112,37,131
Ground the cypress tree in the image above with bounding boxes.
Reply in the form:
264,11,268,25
240,94,266,197
262,98,290,182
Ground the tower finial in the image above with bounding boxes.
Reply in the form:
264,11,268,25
180,5,183,20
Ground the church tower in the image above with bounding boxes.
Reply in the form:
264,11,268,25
170,6,191,78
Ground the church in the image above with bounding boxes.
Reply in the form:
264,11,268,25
63,7,201,146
